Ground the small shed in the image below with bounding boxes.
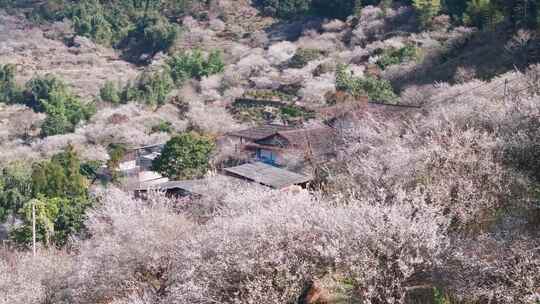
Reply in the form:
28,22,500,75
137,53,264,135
224,162,312,189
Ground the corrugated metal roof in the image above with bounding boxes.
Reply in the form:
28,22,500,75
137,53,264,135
224,162,311,189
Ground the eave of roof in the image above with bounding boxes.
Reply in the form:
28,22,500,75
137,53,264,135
228,124,295,141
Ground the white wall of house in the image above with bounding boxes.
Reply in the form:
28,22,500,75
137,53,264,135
119,160,137,172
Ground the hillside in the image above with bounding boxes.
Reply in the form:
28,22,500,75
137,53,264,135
0,1,539,304
0,12,139,98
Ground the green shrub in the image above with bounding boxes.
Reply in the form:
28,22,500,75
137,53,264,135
433,287,451,304
121,70,174,106
463,0,504,30
80,160,103,181
69,0,115,45
0,162,32,223
2,68,94,136
358,76,397,102
281,106,303,117
288,48,323,68
443,0,468,22
119,12,179,63
413,0,442,28
100,81,121,104
0,64,22,104
206,50,226,76
336,64,358,92
41,113,73,137
153,132,215,180
106,143,127,181
27,0,69,23
167,49,225,84
21,75,95,136
24,75,68,111
280,105,315,119
336,64,397,103
376,45,420,69
151,120,173,133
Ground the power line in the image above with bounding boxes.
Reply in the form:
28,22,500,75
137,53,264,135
427,75,529,106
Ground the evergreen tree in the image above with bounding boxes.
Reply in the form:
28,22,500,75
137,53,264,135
413,0,442,28
100,81,121,104
463,0,504,29
442,0,468,22
135,70,174,106
0,64,22,104
31,145,88,198
510,0,539,29
167,49,225,84
22,74,95,137
0,162,32,223
1,146,92,247
153,133,215,180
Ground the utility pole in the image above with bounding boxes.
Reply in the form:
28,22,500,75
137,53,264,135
32,200,36,257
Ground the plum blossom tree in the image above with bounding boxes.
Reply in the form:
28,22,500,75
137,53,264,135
165,187,449,304
444,236,540,304
56,188,193,304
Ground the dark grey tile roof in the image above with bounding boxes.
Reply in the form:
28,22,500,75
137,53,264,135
228,124,295,141
136,180,207,196
277,127,337,151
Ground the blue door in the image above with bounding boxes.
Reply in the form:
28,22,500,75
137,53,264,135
257,149,276,165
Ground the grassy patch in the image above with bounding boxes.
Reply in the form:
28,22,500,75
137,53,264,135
288,48,324,69
336,64,398,103
229,99,314,124
167,49,225,84
376,45,420,70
